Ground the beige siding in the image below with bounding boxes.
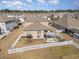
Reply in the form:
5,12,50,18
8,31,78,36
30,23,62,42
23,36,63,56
23,31,44,39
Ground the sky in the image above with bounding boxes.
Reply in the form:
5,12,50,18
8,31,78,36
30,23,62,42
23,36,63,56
0,0,79,10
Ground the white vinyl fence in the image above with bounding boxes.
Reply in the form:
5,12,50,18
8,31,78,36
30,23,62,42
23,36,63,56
8,40,73,54
11,34,22,48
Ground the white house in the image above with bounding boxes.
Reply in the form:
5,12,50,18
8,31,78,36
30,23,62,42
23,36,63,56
16,16,25,24
0,12,25,35
0,16,18,34
23,16,49,39
6,13,25,24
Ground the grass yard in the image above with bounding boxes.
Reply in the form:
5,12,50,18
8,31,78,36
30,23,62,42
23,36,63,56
15,38,47,48
59,32,73,40
8,45,79,59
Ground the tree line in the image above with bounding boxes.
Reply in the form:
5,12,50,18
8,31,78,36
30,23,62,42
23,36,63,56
0,9,79,13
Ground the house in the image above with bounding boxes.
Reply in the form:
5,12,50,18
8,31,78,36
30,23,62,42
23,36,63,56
74,12,79,20
52,13,79,39
0,16,18,34
6,13,25,24
23,16,50,39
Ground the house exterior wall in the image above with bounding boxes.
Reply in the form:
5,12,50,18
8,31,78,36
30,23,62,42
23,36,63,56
5,20,17,31
23,31,44,39
0,23,7,33
7,15,16,17
18,17,25,23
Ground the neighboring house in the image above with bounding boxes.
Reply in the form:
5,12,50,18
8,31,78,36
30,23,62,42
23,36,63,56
23,16,49,39
6,13,23,17
16,17,25,25
6,13,25,24
74,13,79,20
0,12,25,23
52,13,79,39
0,16,18,34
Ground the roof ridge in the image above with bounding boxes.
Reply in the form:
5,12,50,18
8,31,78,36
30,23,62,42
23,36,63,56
24,22,48,31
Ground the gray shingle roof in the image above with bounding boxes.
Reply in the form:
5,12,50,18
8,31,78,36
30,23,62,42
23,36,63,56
24,22,48,31
25,16,49,22
0,16,17,23
70,29,79,34
53,14,68,28
67,14,79,29
53,13,79,29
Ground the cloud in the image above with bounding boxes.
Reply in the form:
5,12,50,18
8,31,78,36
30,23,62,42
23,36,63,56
26,0,32,4
47,0,59,5
73,0,79,6
1,1,22,6
0,0,27,8
37,0,46,4
0,0,59,9
37,0,59,5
